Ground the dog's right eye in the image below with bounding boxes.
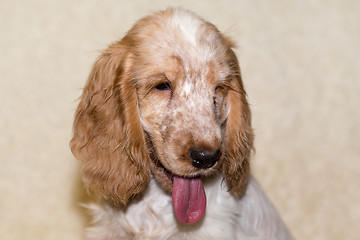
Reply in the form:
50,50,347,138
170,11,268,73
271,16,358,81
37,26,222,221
154,82,171,91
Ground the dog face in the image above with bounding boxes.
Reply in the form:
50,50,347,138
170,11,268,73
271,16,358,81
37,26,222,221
70,9,253,219
135,35,232,189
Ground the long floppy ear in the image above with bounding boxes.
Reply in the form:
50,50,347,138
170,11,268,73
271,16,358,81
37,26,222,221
70,41,150,206
222,49,254,198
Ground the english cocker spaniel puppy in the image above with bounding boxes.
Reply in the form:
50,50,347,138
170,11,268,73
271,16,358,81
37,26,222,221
71,8,293,240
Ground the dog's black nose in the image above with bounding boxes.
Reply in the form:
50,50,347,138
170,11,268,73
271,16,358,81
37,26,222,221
190,148,221,169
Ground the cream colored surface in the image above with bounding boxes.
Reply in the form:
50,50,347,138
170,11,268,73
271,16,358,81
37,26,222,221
1,0,359,239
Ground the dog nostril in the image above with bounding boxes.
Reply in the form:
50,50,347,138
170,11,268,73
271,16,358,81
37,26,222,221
190,148,221,169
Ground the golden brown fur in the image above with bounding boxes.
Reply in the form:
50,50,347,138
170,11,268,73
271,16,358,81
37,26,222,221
70,42,151,205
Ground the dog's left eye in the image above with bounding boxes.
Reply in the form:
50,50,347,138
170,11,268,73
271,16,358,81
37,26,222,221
155,82,171,91
214,85,228,122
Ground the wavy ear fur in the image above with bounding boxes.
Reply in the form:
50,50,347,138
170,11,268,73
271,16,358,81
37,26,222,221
70,41,150,206
223,49,254,198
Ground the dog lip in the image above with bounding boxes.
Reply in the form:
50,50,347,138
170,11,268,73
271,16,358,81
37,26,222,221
157,160,203,184
154,158,174,181
162,164,174,182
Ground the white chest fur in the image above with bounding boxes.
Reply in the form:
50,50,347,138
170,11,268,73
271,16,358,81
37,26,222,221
84,175,293,240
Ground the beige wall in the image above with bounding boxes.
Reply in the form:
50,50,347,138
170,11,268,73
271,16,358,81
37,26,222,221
1,0,359,239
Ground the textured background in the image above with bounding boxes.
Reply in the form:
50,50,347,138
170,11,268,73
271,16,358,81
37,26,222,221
1,0,359,239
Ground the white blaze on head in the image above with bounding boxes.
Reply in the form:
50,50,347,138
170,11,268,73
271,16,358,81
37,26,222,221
169,9,216,66
162,9,224,142
171,9,202,46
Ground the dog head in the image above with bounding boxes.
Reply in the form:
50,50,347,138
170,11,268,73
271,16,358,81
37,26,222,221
70,8,253,223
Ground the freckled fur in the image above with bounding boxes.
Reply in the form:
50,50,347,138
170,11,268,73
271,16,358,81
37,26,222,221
70,8,293,240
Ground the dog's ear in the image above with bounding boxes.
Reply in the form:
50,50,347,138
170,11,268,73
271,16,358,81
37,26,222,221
70,41,150,206
222,49,254,198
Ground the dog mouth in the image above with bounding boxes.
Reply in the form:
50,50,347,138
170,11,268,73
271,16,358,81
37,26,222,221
155,158,207,224
146,134,211,224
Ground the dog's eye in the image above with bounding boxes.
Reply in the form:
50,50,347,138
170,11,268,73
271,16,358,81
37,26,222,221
214,85,228,122
155,82,171,91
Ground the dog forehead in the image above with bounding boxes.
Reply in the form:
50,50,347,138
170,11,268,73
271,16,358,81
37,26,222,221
131,9,232,90
169,8,204,46
167,9,223,61
133,9,224,63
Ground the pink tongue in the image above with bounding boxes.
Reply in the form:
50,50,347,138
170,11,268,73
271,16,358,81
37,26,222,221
172,176,206,224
